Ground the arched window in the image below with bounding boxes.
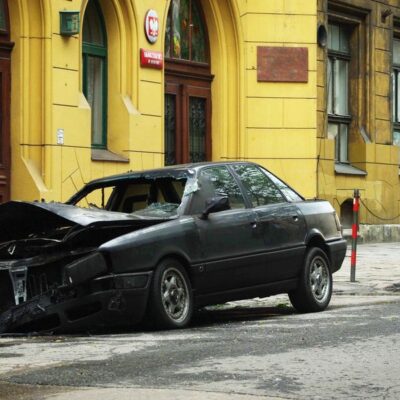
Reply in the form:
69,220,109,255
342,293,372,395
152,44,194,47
82,0,107,149
165,0,208,63
164,0,212,165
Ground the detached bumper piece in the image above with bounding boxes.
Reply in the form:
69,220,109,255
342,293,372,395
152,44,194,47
0,271,152,334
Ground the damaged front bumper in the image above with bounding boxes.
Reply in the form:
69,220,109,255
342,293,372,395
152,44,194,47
0,271,152,334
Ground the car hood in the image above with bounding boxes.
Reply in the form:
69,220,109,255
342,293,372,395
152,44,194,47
0,201,172,242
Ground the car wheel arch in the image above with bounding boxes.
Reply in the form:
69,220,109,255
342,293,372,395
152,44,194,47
155,253,194,286
305,233,331,269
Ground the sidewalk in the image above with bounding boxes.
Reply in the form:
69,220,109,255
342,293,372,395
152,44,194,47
333,242,400,296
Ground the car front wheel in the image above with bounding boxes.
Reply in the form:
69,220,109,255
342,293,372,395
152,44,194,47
289,247,332,312
148,258,193,329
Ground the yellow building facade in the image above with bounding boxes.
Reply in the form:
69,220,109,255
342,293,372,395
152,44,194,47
0,0,399,225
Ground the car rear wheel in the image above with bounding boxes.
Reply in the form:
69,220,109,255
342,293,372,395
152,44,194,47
148,258,193,329
289,247,332,312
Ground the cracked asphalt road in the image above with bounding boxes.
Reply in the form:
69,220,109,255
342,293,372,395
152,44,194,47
0,295,399,400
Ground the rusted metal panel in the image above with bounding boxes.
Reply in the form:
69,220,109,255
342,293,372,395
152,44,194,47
257,46,309,83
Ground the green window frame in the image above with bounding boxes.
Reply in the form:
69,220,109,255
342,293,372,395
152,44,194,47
82,0,108,149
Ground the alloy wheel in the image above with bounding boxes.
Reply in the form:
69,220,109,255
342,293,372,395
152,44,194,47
160,267,190,323
309,256,330,303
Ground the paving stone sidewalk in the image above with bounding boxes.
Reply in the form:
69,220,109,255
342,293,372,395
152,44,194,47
333,242,400,296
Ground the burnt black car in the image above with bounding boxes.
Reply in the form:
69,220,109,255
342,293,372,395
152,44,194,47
0,162,347,333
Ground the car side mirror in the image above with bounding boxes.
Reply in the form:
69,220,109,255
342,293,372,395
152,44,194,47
200,195,230,220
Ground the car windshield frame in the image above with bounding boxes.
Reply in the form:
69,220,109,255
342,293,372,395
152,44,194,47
66,168,198,218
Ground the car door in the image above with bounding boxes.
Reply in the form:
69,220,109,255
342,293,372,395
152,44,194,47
191,165,265,294
231,164,307,282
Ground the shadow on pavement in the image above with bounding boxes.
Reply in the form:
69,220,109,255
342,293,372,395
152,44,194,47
0,305,296,338
191,305,296,327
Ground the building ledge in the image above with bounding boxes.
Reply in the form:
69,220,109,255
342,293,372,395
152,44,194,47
335,163,367,176
91,149,129,163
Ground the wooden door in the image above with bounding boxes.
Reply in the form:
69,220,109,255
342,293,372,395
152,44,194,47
165,75,211,165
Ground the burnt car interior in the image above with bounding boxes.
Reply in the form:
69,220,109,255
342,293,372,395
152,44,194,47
74,177,187,215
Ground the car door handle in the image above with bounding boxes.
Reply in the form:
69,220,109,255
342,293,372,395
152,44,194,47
292,215,299,222
250,221,258,229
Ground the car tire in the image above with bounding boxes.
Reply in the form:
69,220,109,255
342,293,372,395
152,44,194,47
148,258,193,329
289,247,332,313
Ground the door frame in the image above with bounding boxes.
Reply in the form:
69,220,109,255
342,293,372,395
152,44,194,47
0,0,13,203
165,60,213,164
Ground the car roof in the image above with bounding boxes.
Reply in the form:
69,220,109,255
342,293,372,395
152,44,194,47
85,161,259,186
66,161,262,204
67,161,305,205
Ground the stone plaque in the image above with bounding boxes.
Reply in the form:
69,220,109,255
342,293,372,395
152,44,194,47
257,47,308,83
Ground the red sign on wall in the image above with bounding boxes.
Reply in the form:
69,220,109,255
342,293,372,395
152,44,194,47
140,48,163,70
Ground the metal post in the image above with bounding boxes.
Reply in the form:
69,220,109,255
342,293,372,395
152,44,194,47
350,189,360,282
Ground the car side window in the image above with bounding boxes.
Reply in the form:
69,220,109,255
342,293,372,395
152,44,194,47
200,166,246,209
232,164,285,207
264,170,303,202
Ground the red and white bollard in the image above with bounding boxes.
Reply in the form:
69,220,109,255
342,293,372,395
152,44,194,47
350,189,360,282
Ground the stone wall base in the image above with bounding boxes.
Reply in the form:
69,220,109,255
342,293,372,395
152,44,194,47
343,225,400,244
